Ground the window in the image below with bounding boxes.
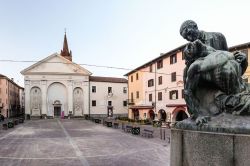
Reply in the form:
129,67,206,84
158,76,162,85
182,51,185,60
136,73,139,80
158,92,162,101
123,100,127,106
108,87,112,93
108,101,112,106
123,87,127,93
0,88,1,94
149,94,152,102
169,90,178,100
92,100,96,106
170,54,177,64
0,98,2,103
157,59,163,69
92,86,96,93
182,89,185,98
148,79,154,87
131,75,133,82
149,65,153,72
144,113,147,118
131,92,134,100
171,72,176,82
136,91,139,99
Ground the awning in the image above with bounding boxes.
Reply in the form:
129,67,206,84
129,105,154,109
166,104,186,107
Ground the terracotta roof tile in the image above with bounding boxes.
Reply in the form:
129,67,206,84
90,76,127,83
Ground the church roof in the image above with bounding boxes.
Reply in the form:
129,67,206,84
90,76,127,83
20,53,92,76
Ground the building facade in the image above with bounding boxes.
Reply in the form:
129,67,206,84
125,45,189,122
21,34,128,119
89,76,128,118
0,74,24,118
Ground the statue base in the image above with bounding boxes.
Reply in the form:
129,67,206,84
171,113,250,166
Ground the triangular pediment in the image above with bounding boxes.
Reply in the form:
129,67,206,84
21,53,92,76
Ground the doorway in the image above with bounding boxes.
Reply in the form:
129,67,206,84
159,109,166,121
54,106,61,117
176,111,188,121
149,110,155,120
107,106,113,117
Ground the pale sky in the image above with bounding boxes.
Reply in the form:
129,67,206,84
0,0,250,87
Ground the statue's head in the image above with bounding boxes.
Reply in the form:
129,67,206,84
184,40,204,60
180,20,199,42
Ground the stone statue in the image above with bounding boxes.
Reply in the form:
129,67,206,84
180,20,249,125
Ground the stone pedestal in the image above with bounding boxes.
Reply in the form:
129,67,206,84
171,113,250,166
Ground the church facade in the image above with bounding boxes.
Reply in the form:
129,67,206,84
21,34,128,118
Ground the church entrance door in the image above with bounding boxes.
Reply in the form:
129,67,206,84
54,106,61,117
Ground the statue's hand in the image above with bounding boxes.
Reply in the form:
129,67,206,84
195,116,211,126
193,39,203,45
234,51,246,64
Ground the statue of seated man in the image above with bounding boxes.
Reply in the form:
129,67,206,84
180,20,248,125
184,39,249,124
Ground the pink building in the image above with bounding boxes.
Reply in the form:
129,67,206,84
125,45,189,122
0,74,24,118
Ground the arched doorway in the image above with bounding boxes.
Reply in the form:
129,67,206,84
53,100,62,117
73,87,84,116
176,111,188,121
30,87,42,116
47,82,67,117
133,109,139,120
148,110,155,120
172,107,189,122
158,109,166,121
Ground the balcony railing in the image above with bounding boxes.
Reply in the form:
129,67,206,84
127,99,135,105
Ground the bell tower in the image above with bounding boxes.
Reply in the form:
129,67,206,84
60,32,72,61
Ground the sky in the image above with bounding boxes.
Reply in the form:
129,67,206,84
0,0,250,87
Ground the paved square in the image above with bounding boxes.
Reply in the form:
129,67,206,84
0,119,170,166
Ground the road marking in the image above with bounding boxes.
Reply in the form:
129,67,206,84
57,119,89,166
0,147,155,160
0,156,78,160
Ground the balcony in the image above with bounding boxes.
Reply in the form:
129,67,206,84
127,99,135,105
0,103,4,108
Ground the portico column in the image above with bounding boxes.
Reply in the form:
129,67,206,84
41,80,47,115
67,80,73,116
24,80,31,115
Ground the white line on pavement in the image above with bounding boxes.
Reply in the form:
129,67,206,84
57,119,90,166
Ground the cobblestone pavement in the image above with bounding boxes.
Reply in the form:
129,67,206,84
0,119,170,166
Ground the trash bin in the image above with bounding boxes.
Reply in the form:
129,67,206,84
107,121,112,127
8,121,14,128
132,127,140,135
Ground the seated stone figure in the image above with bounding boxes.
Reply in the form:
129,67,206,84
183,40,249,124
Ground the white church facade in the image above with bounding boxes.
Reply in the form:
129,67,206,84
21,34,128,119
